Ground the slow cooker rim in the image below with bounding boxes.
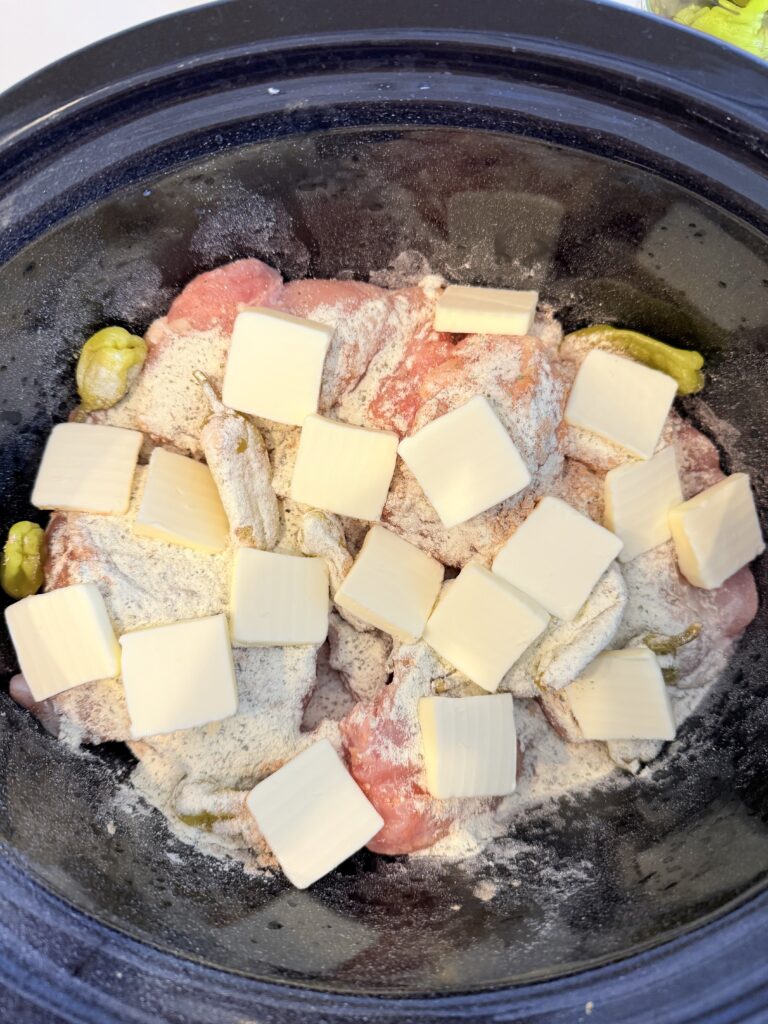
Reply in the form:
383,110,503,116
1,0,767,108
2,849,768,1017
1,0,767,152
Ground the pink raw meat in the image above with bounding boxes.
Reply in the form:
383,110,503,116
710,566,760,639
276,278,403,412
364,290,455,435
617,413,758,690
552,459,605,522
9,674,60,737
378,329,567,565
618,547,758,684
342,680,522,855
557,407,758,686
341,641,514,856
664,412,723,498
343,709,451,855
341,682,452,856
410,331,567,469
551,407,724,528
166,258,283,333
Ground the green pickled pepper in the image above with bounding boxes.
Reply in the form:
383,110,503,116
568,325,705,395
673,1,768,60
1,521,46,599
76,326,147,411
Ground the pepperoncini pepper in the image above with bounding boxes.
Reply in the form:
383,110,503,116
195,371,280,550
1,522,46,599
567,325,705,395
673,1,768,60
76,326,147,411
643,623,702,655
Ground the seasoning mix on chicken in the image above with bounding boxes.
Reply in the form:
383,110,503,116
4,258,764,888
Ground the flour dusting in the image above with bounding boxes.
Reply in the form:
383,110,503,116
19,255,758,886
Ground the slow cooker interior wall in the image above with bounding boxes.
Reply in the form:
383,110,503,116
0,127,766,994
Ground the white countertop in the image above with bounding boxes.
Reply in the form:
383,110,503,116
0,0,208,94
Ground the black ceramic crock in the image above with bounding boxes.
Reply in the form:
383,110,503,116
0,1,767,1020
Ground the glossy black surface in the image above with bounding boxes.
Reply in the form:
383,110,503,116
0,0,767,1012
2,849,768,1023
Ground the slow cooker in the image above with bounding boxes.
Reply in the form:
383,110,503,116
0,1,767,1020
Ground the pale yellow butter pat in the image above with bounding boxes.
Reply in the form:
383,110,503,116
668,473,765,590
423,563,549,693
565,349,677,459
32,422,142,514
120,614,237,738
134,447,229,553
492,496,622,621
231,548,329,646
566,648,675,741
290,414,398,521
398,396,531,530
246,739,384,889
418,694,517,799
335,525,443,643
434,284,539,336
222,307,333,425
5,583,119,701
605,447,683,563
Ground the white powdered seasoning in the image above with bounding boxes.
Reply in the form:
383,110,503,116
34,257,752,884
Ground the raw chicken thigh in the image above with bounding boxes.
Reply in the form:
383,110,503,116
11,256,759,878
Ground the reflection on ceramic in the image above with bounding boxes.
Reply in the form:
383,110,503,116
638,203,768,331
443,191,565,287
217,890,376,975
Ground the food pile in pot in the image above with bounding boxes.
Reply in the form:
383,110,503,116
3,258,763,889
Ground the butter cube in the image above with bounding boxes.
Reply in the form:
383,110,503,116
566,648,675,741
605,447,683,563
231,548,329,646
32,423,142,514
290,415,398,521
222,307,333,425
668,473,765,589
434,285,539,336
418,694,517,798
423,563,549,693
398,396,531,530
120,614,237,738
565,349,677,458
492,496,622,621
335,525,444,643
134,447,229,553
5,583,119,701
246,739,384,889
